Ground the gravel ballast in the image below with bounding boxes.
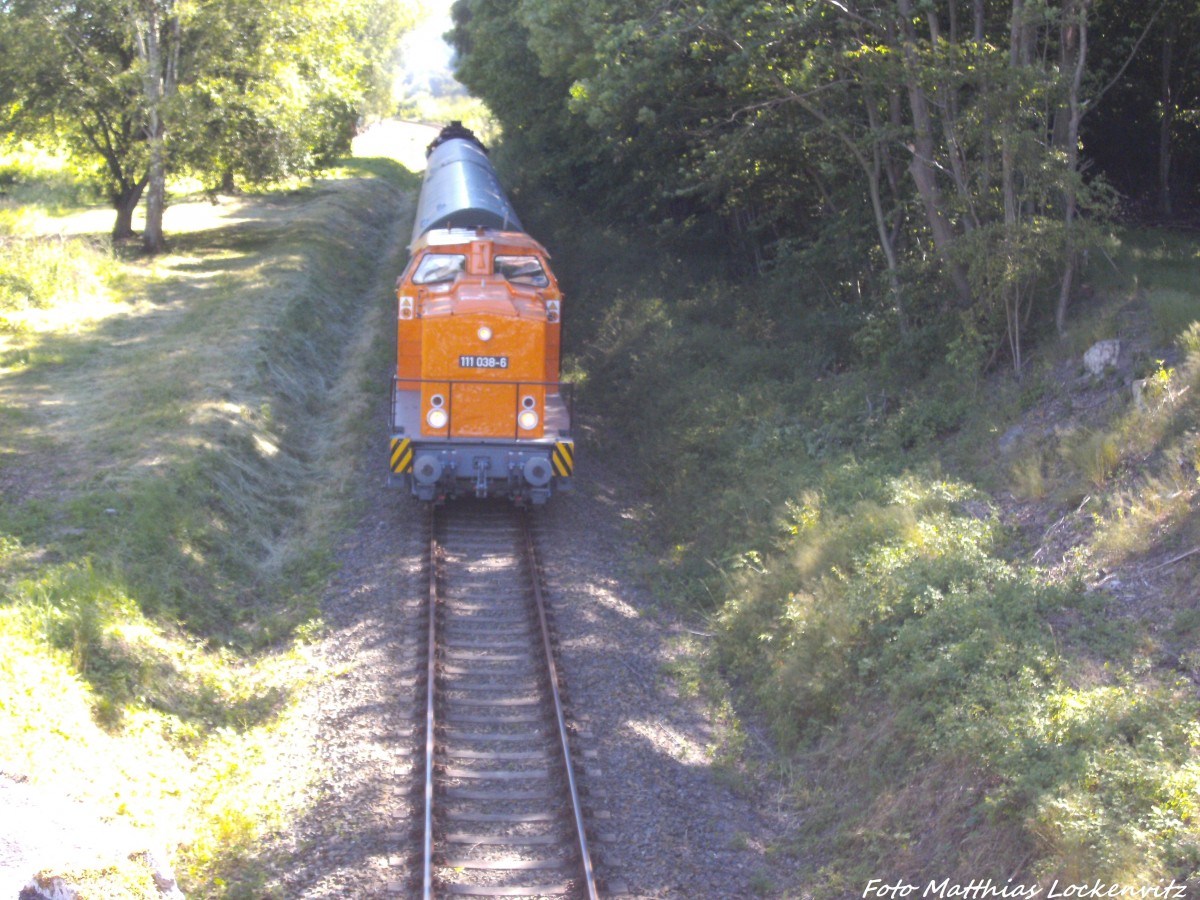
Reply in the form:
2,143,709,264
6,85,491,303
272,435,800,898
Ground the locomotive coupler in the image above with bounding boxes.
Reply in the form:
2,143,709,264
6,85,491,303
473,458,491,498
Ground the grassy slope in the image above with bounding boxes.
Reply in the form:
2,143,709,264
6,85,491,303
6,143,1198,896
0,158,416,896
554,216,1200,894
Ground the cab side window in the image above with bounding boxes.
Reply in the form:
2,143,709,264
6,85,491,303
412,253,465,284
494,255,549,287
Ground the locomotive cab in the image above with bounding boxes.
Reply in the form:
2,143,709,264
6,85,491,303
388,124,573,505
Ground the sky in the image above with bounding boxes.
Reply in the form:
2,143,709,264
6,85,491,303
396,1,459,96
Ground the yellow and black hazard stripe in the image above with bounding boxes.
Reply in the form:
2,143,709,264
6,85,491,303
390,437,413,474
551,440,574,478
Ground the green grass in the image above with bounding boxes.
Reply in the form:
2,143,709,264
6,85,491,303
568,222,1200,891
0,152,415,896
0,142,109,209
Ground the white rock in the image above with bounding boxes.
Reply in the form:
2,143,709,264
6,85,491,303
1083,339,1120,376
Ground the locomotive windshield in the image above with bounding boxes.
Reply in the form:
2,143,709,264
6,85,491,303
494,255,549,287
412,253,465,284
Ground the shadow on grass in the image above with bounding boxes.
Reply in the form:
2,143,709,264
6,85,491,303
0,168,409,655
336,154,423,190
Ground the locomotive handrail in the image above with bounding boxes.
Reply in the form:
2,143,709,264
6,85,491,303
391,375,575,439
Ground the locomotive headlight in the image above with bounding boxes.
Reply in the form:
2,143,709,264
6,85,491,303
427,407,449,429
477,325,493,342
517,408,540,431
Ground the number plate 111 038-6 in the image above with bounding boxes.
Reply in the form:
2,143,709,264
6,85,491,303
458,355,509,369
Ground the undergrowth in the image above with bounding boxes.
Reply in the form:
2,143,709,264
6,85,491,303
570,220,1200,891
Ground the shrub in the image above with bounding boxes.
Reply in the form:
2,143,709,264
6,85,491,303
721,467,1200,881
720,475,1017,740
1020,683,1200,882
1059,427,1121,487
0,145,107,208
1010,451,1047,499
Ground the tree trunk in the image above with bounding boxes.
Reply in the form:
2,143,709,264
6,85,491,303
111,176,149,241
928,8,978,231
145,128,166,253
787,74,908,332
136,0,180,255
1055,0,1090,336
864,99,906,332
1158,31,1175,217
895,0,973,307
140,0,165,253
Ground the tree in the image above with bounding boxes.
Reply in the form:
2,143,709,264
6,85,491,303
448,0,601,203
174,0,406,194
0,0,407,251
1084,0,1198,218
455,0,1139,367
451,0,1200,368
0,0,151,240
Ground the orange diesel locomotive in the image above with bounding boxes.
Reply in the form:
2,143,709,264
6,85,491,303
388,123,574,505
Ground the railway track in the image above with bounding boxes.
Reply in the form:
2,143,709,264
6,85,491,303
417,503,600,899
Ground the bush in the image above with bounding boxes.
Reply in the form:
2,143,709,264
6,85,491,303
0,146,108,208
718,468,1200,881
720,476,1036,738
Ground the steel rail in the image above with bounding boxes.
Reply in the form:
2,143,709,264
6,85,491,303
421,505,599,899
519,510,600,900
422,504,438,900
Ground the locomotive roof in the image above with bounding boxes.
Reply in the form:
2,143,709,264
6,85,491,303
413,227,550,256
410,127,525,246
